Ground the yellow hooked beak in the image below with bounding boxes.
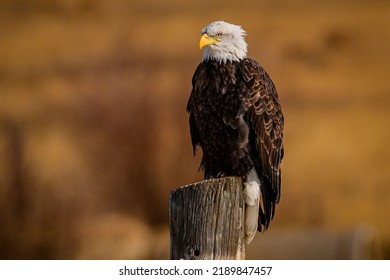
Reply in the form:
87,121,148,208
199,33,219,49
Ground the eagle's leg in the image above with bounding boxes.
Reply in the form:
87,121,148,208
243,168,260,244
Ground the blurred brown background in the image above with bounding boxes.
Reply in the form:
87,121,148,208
0,0,389,259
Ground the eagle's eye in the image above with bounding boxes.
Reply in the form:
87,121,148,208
215,33,222,38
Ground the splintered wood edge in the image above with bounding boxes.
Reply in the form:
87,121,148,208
170,176,243,194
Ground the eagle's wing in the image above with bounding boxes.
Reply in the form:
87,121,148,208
239,58,284,231
187,63,204,155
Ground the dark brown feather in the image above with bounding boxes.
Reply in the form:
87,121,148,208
239,59,284,230
187,58,284,232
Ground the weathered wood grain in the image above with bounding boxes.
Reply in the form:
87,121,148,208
169,177,245,260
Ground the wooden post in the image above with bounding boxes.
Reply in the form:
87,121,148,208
169,177,245,260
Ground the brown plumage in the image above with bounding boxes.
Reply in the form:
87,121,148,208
187,21,284,237
187,57,284,232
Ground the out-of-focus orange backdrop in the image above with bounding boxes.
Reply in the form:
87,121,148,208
0,0,389,259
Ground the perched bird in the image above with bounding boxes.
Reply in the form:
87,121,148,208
187,21,284,243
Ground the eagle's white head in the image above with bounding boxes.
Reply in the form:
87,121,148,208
199,21,248,63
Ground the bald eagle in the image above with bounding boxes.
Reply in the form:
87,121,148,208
187,21,284,244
